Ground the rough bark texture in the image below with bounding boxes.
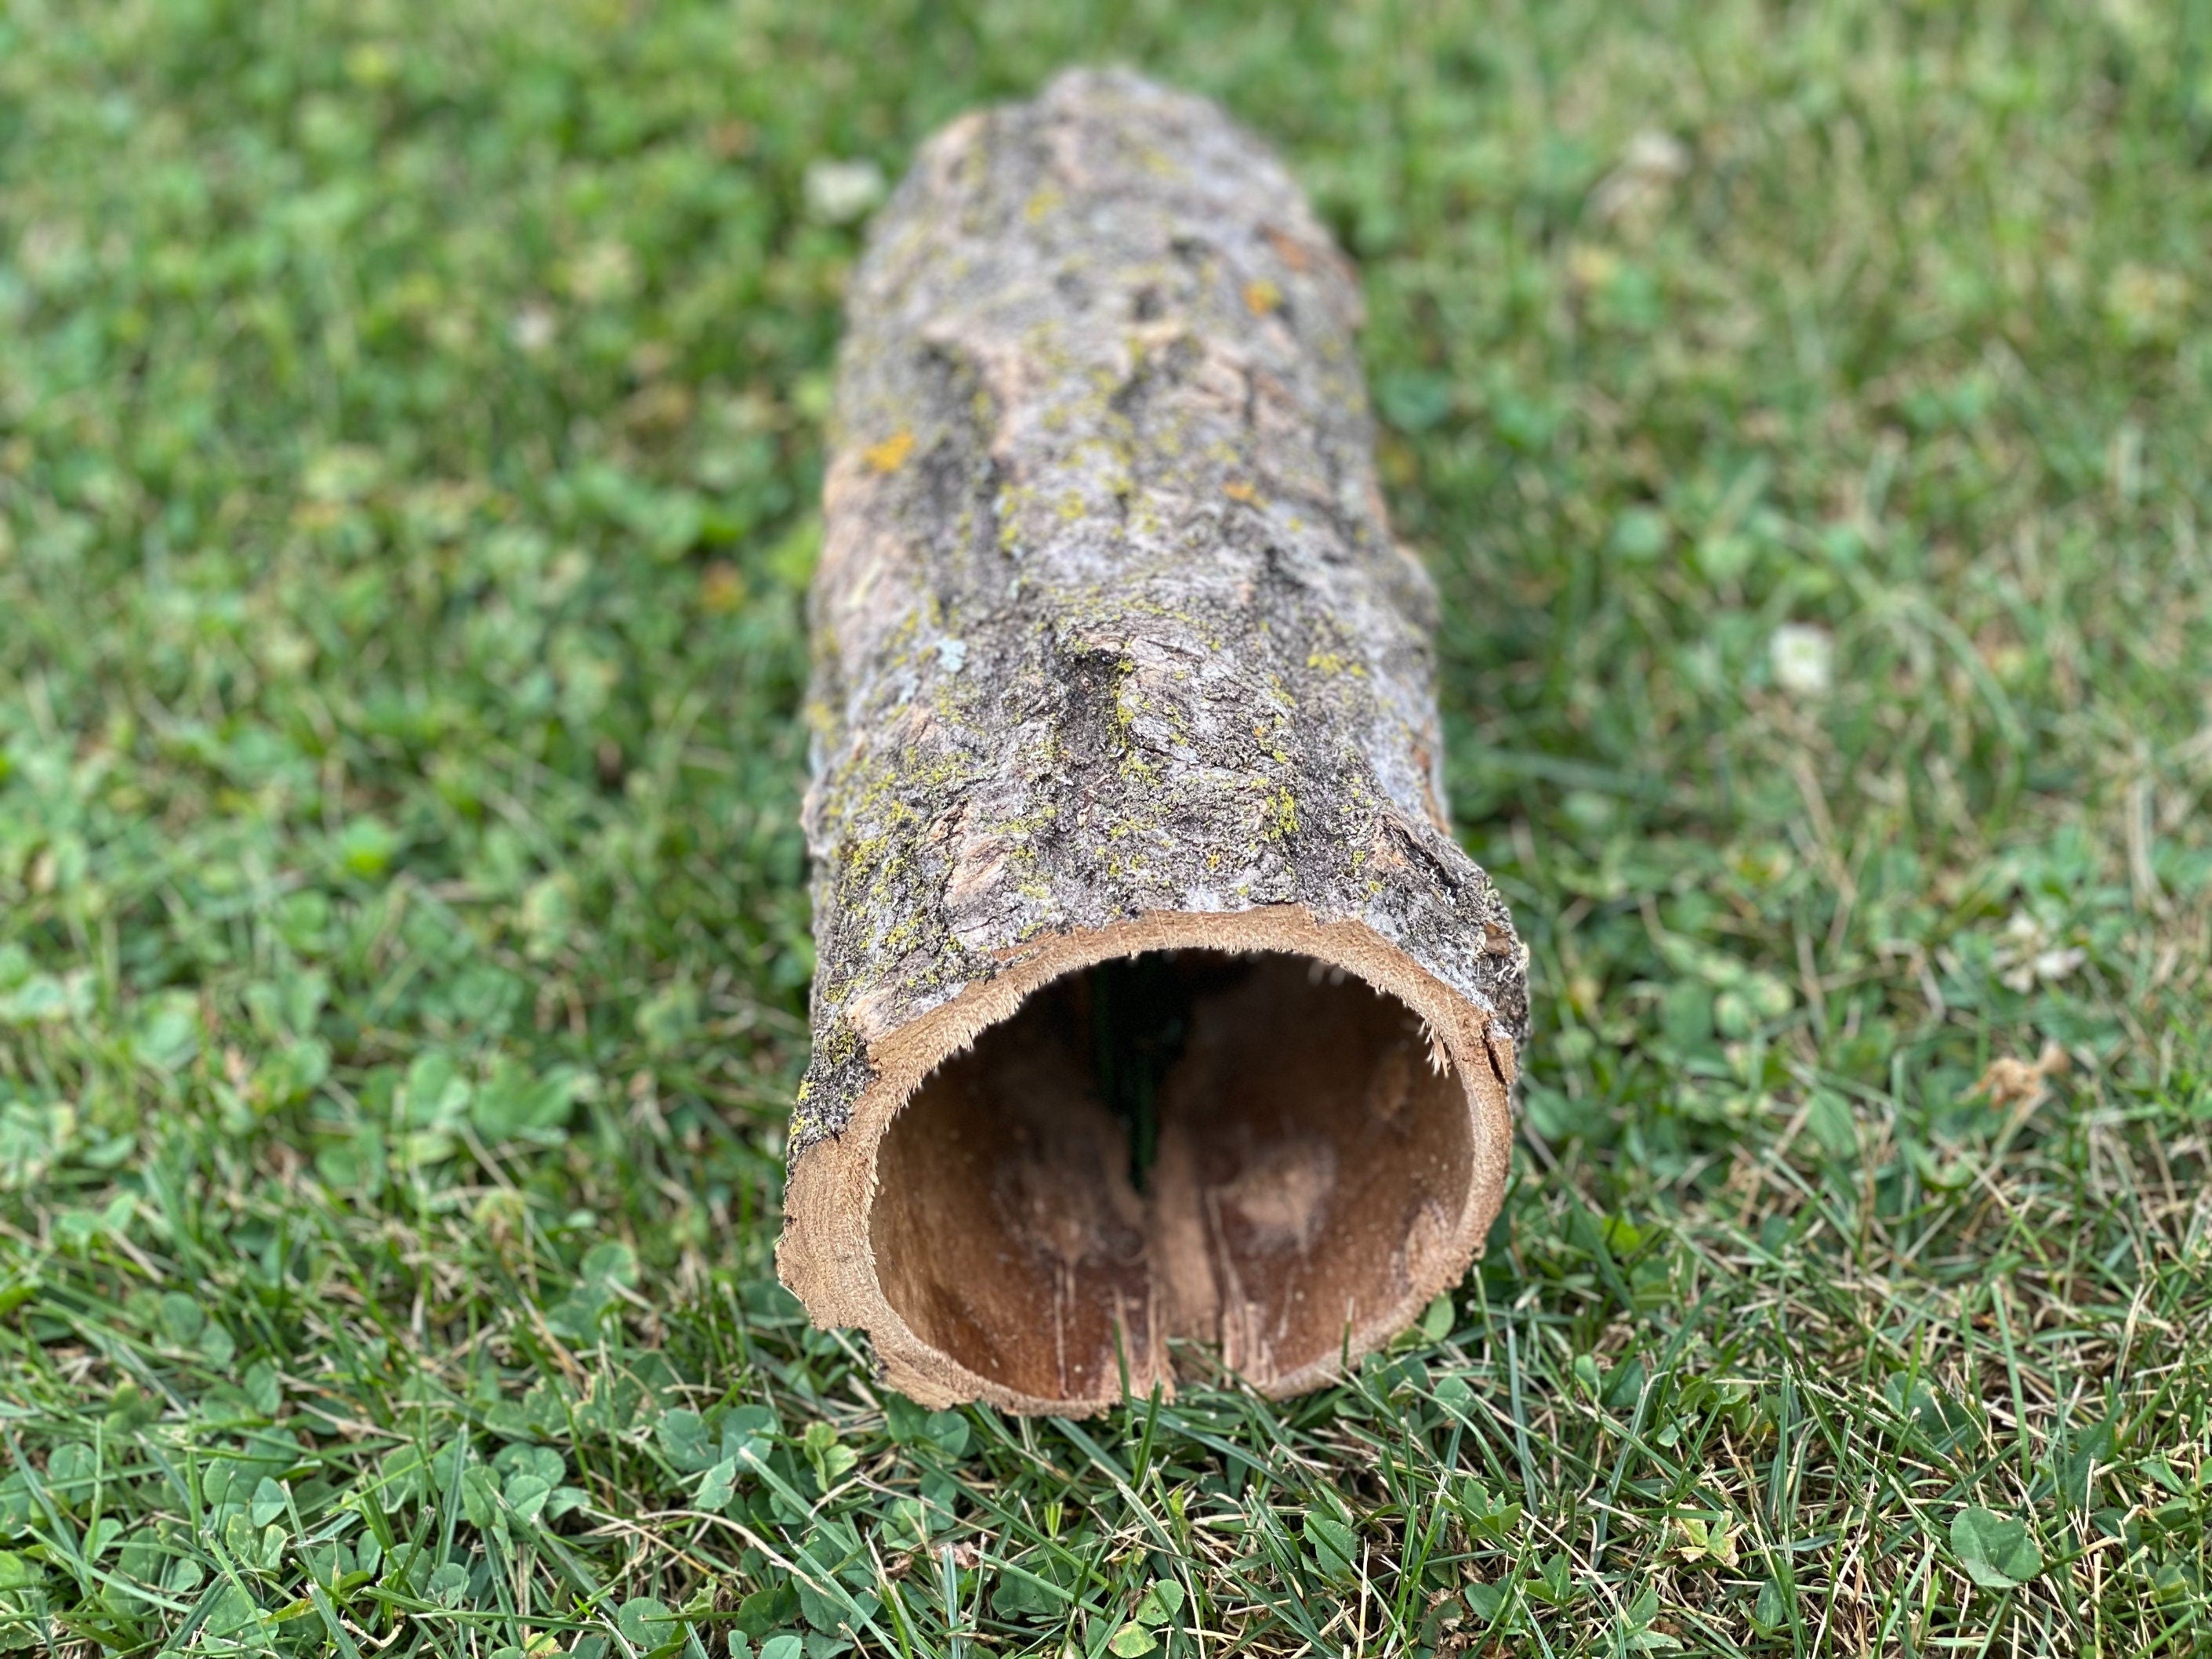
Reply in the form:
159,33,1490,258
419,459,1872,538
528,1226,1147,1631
778,69,1529,1414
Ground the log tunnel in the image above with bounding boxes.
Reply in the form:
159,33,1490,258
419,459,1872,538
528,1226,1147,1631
775,71,1528,1414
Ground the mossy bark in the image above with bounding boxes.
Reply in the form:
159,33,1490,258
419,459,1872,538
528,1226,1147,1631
778,69,1528,1413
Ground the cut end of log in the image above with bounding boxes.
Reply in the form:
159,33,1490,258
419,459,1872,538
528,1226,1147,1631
778,907,1514,1416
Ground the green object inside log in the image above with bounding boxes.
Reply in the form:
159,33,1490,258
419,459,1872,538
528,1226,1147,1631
1088,954,1192,1194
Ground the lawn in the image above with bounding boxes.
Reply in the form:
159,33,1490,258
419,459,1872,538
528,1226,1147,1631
2,1,2210,1654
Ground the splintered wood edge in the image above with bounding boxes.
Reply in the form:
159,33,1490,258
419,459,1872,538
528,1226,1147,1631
776,903,1518,1416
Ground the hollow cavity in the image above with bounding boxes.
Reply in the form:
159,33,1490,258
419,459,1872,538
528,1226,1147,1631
868,949,1475,1402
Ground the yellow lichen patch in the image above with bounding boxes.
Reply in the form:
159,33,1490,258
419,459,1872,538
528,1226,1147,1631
1223,480,1257,503
1024,186,1061,222
863,430,916,473
1305,650,1366,677
1242,277,1282,315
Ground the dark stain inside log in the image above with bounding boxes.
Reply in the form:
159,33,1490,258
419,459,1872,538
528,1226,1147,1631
868,950,1471,1403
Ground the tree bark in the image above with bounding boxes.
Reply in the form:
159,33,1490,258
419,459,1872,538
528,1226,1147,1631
777,69,1528,1414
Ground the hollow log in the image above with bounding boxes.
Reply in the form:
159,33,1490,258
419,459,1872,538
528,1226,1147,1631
777,69,1528,1414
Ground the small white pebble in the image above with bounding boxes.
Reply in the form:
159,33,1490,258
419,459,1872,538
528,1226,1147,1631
804,158,887,226
1770,623,1833,697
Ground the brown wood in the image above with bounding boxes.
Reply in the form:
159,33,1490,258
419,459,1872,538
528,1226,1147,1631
777,69,1528,1414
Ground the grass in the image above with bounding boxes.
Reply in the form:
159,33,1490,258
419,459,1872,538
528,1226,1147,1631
3,0,2210,1653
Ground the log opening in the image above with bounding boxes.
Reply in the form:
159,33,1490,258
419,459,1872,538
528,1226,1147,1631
871,947,1474,1404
